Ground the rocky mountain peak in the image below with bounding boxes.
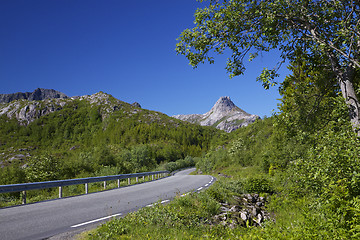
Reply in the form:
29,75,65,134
173,96,259,132
208,96,245,115
212,96,236,112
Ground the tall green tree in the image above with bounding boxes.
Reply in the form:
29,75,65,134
278,57,339,135
176,0,360,132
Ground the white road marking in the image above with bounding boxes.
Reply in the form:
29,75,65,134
146,176,216,206
181,192,191,197
71,213,122,228
147,199,170,207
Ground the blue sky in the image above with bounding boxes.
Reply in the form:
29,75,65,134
0,0,290,118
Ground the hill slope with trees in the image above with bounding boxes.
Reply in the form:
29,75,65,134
0,91,223,190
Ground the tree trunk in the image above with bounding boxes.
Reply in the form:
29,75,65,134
338,66,360,135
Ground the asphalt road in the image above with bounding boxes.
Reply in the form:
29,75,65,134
0,168,214,240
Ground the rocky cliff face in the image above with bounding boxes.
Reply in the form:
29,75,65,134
173,96,259,132
0,98,67,125
0,88,68,103
0,89,135,125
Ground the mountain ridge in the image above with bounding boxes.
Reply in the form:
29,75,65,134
173,96,259,132
0,88,68,104
0,89,221,170
0,89,137,125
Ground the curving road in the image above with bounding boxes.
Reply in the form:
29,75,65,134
0,168,214,240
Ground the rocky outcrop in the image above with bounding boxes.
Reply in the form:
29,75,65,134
0,98,67,125
0,90,139,125
0,88,68,124
0,88,68,103
131,102,141,108
211,194,272,228
173,96,259,132
0,91,120,125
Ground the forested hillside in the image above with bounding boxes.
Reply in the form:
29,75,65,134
0,92,223,190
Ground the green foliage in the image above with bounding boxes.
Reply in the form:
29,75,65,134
25,154,59,182
206,179,246,203
164,156,197,172
129,145,155,172
0,162,26,185
278,58,339,136
196,149,228,174
244,176,274,194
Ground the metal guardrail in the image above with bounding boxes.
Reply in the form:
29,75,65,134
0,170,169,204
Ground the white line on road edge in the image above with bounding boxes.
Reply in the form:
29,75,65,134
147,199,170,207
181,192,191,197
71,213,122,228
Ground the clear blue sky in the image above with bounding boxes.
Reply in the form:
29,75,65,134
0,0,290,118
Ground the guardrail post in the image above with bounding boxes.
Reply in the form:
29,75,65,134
22,191,26,204
59,186,62,198
152,174,154,180
117,179,120,188
103,181,106,190
128,178,131,185
136,177,138,183
143,176,145,181
85,183,88,194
